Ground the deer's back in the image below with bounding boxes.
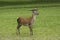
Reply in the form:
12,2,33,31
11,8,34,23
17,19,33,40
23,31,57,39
17,17,32,25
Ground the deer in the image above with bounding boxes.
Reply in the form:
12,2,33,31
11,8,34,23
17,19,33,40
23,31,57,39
16,8,39,36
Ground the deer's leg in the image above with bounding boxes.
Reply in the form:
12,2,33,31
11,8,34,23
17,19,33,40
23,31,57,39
17,23,21,35
29,24,33,35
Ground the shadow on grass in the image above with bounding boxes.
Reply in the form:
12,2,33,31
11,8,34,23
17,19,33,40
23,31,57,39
0,4,60,10
0,1,60,6
0,1,37,6
0,1,60,9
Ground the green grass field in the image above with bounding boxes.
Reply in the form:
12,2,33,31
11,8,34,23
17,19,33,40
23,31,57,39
0,4,60,40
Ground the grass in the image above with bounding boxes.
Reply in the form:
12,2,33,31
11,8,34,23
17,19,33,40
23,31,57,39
0,4,60,40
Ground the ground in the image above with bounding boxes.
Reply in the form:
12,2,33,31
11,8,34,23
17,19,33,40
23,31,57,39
0,3,60,40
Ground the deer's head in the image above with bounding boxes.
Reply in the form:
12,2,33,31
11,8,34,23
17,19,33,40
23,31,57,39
32,8,39,15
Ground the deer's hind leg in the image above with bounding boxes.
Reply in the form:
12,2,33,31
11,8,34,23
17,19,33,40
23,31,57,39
16,23,22,35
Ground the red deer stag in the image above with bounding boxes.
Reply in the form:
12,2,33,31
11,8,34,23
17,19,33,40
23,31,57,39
17,8,39,35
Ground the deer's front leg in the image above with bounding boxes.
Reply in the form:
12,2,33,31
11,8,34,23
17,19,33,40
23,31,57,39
29,24,33,35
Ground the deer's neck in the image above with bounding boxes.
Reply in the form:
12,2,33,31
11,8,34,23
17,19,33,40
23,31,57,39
31,14,36,22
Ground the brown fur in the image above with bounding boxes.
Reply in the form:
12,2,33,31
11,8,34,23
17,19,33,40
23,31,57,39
17,17,32,26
